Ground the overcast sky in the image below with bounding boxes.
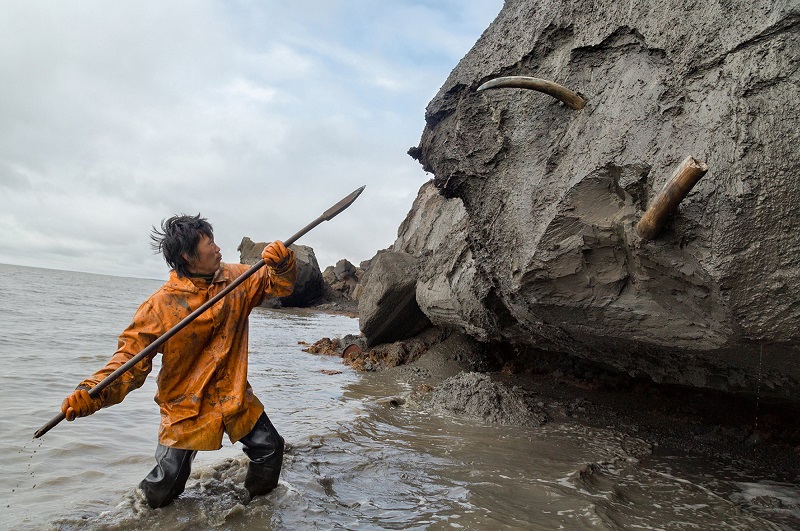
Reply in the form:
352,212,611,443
0,1,502,279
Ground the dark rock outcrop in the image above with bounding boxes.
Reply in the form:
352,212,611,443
363,0,800,403
357,251,432,347
322,259,363,301
238,237,326,307
393,181,491,339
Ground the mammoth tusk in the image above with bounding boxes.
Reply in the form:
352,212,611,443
477,76,586,110
636,156,709,240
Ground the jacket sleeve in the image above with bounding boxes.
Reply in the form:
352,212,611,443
78,299,163,408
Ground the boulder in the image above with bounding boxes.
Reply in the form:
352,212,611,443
358,251,432,347
322,258,363,301
399,0,800,401
393,181,494,340
238,237,326,307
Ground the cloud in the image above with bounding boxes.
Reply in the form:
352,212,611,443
0,0,503,279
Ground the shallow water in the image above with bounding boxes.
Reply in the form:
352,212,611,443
1,263,799,530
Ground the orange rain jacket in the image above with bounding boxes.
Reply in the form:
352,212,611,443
79,261,296,450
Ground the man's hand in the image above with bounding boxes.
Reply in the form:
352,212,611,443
61,388,102,421
262,241,295,272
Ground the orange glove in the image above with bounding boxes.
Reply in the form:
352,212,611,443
61,388,102,421
261,241,295,272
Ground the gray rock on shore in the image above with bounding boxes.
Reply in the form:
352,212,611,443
322,258,364,303
358,251,432,347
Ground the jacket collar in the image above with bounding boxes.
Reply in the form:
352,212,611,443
165,264,231,293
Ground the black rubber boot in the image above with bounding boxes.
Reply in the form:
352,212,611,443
243,446,284,499
138,444,197,509
239,412,285,500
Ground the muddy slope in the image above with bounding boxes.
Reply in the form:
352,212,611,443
401,0,800,401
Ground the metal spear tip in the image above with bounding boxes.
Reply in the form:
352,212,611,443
350,185,366,200
322,185,366,220
351,185,366,199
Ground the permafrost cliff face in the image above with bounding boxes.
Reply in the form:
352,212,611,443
394,0,800,401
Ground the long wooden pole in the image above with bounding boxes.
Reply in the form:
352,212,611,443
34,185,365,439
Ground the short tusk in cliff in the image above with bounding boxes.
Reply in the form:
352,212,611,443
636,156,709,240
476,76,586,110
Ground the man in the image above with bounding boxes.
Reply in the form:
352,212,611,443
60,214,296,509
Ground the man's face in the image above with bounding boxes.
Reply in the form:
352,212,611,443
184,234,221,275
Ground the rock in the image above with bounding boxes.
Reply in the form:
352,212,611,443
393,181,493,340
358,251,432,347
238,237,326,307
236,236,263,265
302,337,342,356
303,327,445,372
397,0,800,402
279,245,327,307
322,258,363,301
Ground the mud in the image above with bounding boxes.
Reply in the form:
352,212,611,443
382,337,800,486
425,372,549,427
301,326,800,526
398,0,800,402
305,323,800,478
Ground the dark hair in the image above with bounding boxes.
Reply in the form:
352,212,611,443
150,214,214,277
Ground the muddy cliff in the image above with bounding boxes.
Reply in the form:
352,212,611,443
375,0,800,403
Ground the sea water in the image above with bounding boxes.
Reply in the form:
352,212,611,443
0,263,798,530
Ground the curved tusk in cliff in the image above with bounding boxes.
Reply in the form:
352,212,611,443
476,76,586,110
636,156,709,240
